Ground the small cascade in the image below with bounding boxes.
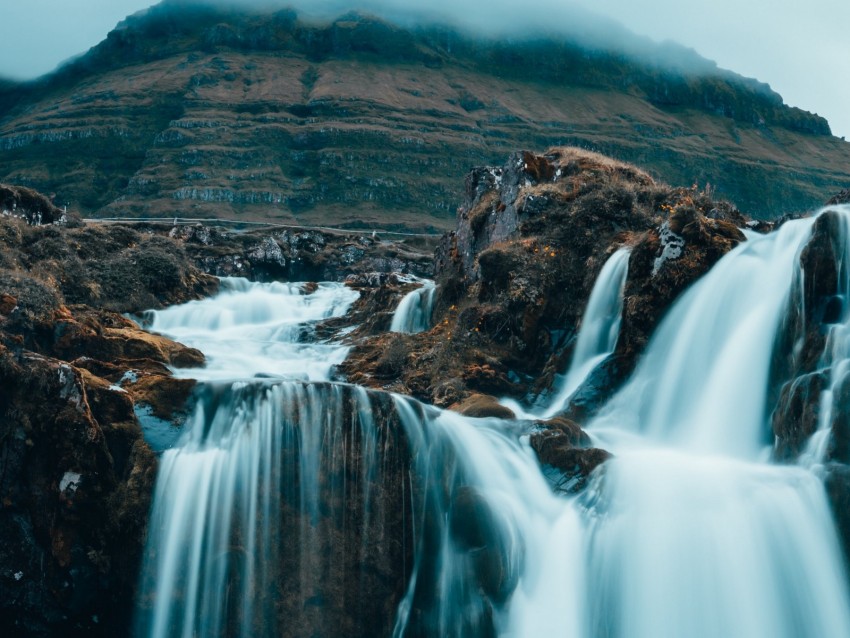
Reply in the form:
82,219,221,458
143,277,359,380
136,381,417,638
390,280,436,334
501,247,630,419
390,400,585,637
591,219,817,457
798,207,850,467
541,247,630,418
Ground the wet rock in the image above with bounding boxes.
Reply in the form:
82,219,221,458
827,371,850,464
452,393,516,419
772,371,828,461
826,190,850,206
770,210,850,459
530,418,609,492
449,487,518,603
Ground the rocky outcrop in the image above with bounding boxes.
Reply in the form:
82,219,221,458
165,223,436,282
2,5,849,227
827,190,850,206
529,418,611,493
770,209,847,459
0,346,157,636
614,191,747,381
0,209,223,636
341,148,748,419
0,184,81,227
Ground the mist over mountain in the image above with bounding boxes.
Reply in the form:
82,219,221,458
0,0,848,228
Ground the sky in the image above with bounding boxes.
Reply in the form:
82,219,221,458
0,0,847,139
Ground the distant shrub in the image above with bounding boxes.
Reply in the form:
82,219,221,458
134,243,184,294
376,335,409,377
0,273,62,333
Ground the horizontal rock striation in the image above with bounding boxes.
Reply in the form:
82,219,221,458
1,4,849,229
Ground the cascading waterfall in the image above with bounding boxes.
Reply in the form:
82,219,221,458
390,400,586,637
581,210,850,637
142,277,359,381
136,208,850,638
390,279,437,334
799,208,850,467
135,276,583,638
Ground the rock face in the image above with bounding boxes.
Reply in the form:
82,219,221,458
1,3,849,228
0,209,223,636
0,347,156,637
0,184,81,227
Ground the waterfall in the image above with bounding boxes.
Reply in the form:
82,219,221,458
542,247,630,418
390,280,436,334
390,400,586,637
580,210,850,637
136,209,850,638
135,277,584,638
144,277,359,381
501,247,630,419
800,208,850,467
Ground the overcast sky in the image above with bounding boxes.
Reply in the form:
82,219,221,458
0,0,847,139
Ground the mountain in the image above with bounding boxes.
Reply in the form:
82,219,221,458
1,0,849,230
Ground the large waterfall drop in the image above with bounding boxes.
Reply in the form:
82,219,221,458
135,209,850,637
581,211,850,637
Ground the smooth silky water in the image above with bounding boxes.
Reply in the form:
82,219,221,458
136,210,850,637
390,278,437,334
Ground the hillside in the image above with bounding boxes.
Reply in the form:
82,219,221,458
0,1,849,230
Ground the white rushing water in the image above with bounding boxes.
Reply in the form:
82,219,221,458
137,209,850,638
143,277,358,381
579,210,850,638
542,247,630,418
390,279,437,334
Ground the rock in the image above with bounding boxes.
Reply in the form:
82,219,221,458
826,190,850,206
617,190,747,386
827,370,850,464
126,375,197,421
452,394,516,419
0,293,15,315
529,418,610,492
772,371,827,461
0,183,80,227
0,349,156,636
449,487,519,603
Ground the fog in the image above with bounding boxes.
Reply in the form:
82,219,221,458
0,0,847,138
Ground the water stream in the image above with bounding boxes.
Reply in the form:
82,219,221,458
390,279,437,334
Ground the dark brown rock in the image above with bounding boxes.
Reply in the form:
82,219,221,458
529,418,609,492
772,371,827,461
452,394,516,419
0,350,156,637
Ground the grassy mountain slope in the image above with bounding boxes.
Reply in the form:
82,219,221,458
0,2,848,230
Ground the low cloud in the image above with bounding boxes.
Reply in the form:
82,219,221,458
1,0,848,138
